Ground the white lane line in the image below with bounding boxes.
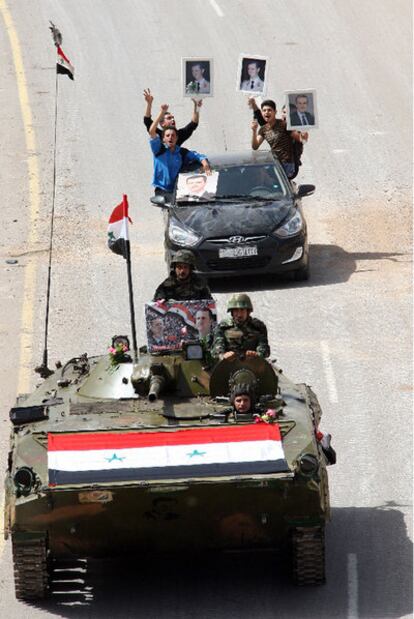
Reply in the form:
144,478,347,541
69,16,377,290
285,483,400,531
347,553,359,618
209,0,224,17
320,340,339,403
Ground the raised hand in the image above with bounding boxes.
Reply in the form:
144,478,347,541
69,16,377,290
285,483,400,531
143,88,153,104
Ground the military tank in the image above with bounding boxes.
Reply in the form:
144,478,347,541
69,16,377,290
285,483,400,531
4,333,333,600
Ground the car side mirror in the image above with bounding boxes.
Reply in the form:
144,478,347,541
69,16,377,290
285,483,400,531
297,184,315,198
150,195,168,208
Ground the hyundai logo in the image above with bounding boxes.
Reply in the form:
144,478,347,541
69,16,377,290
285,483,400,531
229,236,245,244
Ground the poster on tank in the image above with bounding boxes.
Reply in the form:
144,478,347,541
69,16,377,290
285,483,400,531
237,54,268,95
145,300,217,353
183,58,213,97
285,90,318,130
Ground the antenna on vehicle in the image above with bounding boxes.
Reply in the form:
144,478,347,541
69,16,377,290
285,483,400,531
35,23,74,379
222,127,228,152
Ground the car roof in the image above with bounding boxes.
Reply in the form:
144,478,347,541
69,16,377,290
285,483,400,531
207,151,278,167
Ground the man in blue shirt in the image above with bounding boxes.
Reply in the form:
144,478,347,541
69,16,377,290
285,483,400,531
149,104,210,196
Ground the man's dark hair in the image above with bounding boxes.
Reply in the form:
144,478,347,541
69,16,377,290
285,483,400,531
196,307,214,320
295,94,308,103
261,99,276,111
186,174,207,183
162,126,177,137
191,62,204,71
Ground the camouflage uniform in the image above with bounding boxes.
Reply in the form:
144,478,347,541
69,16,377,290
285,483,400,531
153,274,212,301
212,316,270,358
153,249,213,301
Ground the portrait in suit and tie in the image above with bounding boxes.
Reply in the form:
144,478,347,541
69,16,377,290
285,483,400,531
238,55,268,95
183,58,213,97
176,171,219,202
286,90,318,130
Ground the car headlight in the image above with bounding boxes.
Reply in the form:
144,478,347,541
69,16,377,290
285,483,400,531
168,220,201,247
273,210,303,238
297,453,319,477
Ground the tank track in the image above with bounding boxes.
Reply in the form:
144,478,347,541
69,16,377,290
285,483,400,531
292,526,325,585
12,536,49,600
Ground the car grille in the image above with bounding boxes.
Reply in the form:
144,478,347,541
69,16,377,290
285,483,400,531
207,256,271,271
207,235,266,245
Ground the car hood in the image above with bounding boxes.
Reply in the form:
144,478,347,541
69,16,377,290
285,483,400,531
172,199,293,237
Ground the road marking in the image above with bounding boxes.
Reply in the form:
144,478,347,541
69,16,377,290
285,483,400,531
347,553,359,618
320,340,338,403
209,0,224,17
0,0,41,395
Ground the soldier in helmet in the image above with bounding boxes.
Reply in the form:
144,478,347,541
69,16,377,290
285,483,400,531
212,293,270,360
153,249,212,301
230,383,256,415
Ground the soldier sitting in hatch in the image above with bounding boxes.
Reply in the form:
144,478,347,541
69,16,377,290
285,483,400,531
153,250,213,301
230,383,256,415
212,294,270,360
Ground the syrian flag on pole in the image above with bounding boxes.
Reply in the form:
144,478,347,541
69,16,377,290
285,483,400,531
108,195,132,259
49,22,74,80
57,45,74,80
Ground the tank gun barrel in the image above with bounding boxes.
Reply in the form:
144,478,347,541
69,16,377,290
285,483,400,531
148,374,166,402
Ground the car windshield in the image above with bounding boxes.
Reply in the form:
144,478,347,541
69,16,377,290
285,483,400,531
175,164,287,204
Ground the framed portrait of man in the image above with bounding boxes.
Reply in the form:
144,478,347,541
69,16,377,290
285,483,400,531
285,90,318,130
175,171,219,203
237,54,268,95
182,58,213,97
145,300,217,353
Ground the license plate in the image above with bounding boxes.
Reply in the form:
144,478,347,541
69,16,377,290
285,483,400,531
219,245,258,259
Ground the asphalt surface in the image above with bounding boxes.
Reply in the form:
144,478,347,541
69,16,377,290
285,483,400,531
0,0,412,617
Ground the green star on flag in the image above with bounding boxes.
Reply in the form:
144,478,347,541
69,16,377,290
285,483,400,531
187,449,206,458
105,453,126,463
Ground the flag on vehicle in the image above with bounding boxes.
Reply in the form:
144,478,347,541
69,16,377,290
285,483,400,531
57,46,74,80
108,195,132,259
47,424,289,485
49,22,74,80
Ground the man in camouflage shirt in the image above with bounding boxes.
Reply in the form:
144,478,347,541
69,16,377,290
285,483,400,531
212,293,270,360
153,249,212,301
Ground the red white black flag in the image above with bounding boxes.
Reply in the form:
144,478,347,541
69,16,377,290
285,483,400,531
108,195,132,259
49,22,74,80
57,46,74,80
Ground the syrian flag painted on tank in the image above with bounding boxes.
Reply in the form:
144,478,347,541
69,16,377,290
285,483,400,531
107,195,132,259
47,424,289,486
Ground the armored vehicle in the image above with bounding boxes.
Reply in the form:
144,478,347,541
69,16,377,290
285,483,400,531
4,337,333,599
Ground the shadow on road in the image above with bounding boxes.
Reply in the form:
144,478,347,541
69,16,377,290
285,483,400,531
24,504,411,619
209,245,408,293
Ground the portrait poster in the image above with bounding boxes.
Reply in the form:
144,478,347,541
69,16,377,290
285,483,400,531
182,58,213,97
237,54,268,95
285,89,318,130
145,300,217,353
175,171,219,202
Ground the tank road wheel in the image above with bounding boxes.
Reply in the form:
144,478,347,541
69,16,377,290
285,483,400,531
291,526,325,585
12,535,49,600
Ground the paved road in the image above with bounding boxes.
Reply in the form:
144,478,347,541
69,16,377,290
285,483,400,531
0,0,412,617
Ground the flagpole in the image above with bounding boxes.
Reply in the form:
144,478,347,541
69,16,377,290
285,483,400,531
35,53,60,379
123,195,138,363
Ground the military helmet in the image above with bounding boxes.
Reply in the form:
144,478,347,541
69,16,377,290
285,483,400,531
170,249,196,268
229,382,256,409
227,293,253,312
